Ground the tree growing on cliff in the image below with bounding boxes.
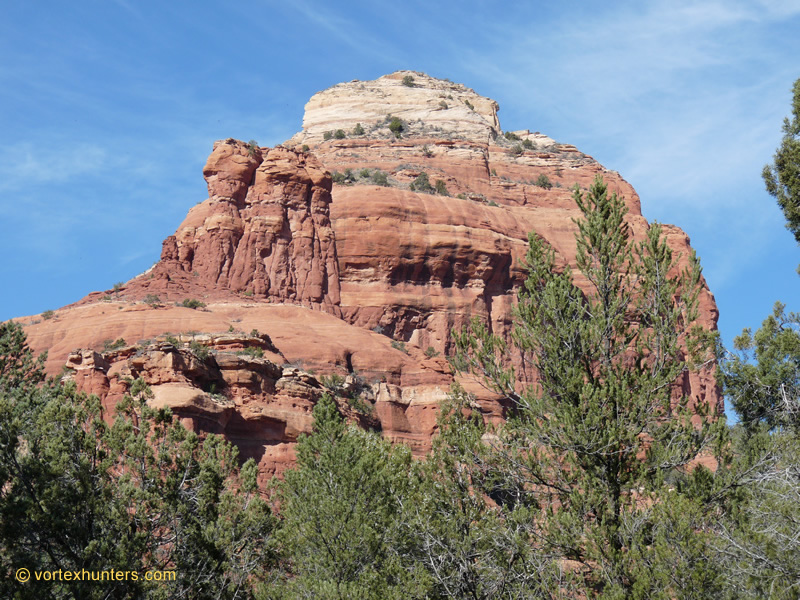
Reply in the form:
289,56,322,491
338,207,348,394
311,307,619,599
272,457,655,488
452,176,724,597
763,77,800,247
388,117,405,138
409,172,432,193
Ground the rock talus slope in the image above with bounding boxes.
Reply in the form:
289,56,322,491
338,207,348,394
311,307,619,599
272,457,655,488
17,71,721,478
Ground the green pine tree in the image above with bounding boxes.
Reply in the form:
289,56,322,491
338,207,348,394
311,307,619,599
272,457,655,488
724,303,800,434
108,381,276,599
0,321,276,599
411,386,565,599
763,77,800,248
273,393,429,599
452,176,724,598
0,322,147,599
719,305,800,598
717,77,800,598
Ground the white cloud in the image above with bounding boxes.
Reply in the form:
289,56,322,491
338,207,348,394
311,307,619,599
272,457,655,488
0,142,107,190
431,0,799,304
272,0,407,65
452,0,799,210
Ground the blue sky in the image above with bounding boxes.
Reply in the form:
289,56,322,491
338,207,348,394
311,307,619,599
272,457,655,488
2,0,799,363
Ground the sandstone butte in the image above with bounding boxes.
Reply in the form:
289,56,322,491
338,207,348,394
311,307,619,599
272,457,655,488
13,71,721,484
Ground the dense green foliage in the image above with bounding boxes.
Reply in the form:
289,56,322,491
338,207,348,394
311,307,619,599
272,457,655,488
763,78,800,246
452,176,724,598
182,298,206,310
410,389,563,599
272,394,426,599
409,172,432,193
724,303,800,433
0,321,275,599
720,306,800,598
371,170,389,186
331,169,356,185
388,117,405,137
270,391,564,599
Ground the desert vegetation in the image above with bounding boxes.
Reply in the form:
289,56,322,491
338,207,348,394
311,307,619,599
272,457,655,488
331,167,392,187
181,298,206,310
388,116,405,138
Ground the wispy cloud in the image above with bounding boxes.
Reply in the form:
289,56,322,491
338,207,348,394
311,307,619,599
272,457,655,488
109,0,141,17
429,0,799,302
0,142,108,191
274,0,407,65
451,0,799,207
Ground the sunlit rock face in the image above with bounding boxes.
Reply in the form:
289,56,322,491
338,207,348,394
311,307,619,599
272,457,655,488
288,70,501,146
17,71,721,478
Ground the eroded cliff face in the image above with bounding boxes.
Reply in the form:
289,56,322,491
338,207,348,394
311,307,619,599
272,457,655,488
17,70,721,477
106,144,341,313
63,333,400,484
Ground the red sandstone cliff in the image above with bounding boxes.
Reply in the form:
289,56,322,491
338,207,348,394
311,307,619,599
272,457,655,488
15,71,721,478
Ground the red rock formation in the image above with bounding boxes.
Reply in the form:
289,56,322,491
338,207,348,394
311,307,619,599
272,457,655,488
61,330,448,482
101,142,340,313
13,71,722,478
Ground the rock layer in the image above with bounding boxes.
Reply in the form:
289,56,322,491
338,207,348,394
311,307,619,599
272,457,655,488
289,71,501,146
106,142,341,312
58,323,450,481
